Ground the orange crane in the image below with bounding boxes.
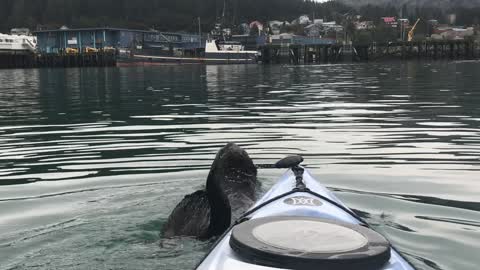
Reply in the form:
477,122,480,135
408,18,421,42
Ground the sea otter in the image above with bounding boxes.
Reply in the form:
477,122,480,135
162,143,257,239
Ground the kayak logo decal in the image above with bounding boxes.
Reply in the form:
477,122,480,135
283,196,322,206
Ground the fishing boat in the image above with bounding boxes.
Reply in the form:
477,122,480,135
126,38,260,65
118,6,260,65
196,156,415,270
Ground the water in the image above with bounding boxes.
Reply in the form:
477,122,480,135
0,62,479,270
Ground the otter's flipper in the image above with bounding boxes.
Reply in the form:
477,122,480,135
212,143,258,219
162,190,211,238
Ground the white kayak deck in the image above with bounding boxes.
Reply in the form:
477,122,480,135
196,169,415,270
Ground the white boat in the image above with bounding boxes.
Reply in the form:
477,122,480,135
202,39,260,63
196,156,416,270
0,33,37,53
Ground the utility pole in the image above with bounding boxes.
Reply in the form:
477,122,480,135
198,17,202,49
222,0,226,24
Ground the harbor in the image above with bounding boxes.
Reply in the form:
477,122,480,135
2,14,480,68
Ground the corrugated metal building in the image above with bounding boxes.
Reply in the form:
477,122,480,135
34,27,202,53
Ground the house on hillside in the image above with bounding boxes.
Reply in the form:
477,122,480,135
431,26,474,40
303,20,343,39
355,21,374,30
382,17,398,28
322,22,343,32
291,15,311,25
268,20,290,35
249,21,264,36
304,24,324,37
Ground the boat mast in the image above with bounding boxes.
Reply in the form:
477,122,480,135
221,0,226,24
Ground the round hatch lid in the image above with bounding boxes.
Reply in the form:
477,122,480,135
230,216,391,270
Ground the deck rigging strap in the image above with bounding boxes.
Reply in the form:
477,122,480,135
234,186,369,227
236,166,368,227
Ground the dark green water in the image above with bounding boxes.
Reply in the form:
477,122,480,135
0,62,479,270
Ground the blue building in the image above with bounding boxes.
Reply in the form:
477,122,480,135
143,31,204,51
34,27,203,53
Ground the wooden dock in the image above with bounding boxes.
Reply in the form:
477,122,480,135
353,40,480,61
259,44,344,64
1,40,479,68
0,51,117,69
259,40,480,64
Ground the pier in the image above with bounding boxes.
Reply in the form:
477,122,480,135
36,51,116,68
0,52,36,69
259,40,480,64
1,40,479,68
0,51,116,69
259,44,344,64
353,40,480,61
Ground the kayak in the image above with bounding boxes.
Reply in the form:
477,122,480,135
196,156,415,270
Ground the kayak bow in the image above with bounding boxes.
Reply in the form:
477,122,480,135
196,156,415,270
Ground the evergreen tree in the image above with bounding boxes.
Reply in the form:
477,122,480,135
0,0,350,32
0,0,479,33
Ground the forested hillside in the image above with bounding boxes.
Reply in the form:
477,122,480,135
337,0,480,8
338,0,480,25
1,0,479,34
0,0,350,32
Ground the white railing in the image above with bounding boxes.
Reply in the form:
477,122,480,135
24,39,36,52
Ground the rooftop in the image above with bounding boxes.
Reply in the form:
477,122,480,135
33,27,158,34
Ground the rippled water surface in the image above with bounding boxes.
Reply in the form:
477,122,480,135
1,62,479,270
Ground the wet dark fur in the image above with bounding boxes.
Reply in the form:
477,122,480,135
162,143,257,239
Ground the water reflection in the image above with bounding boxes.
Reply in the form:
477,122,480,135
0,62,479,270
